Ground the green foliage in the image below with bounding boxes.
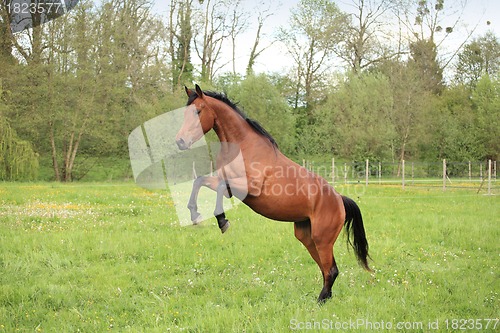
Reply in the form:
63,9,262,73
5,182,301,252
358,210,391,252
455,32,500,87
222,74,296,155
425,85,479,161
0,83,39,180
0,0,499,181
375,59,437,161
314,72,397,161
170,0,194,87
279,0,350,108
1,0,168,181
0,117,39,181
409,39,444,94
472,74,500,160
418,74,500,162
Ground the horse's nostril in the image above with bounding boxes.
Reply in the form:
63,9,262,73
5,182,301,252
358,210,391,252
176,138,187,150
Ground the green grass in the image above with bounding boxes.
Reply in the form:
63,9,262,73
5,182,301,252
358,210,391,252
0,182,498,332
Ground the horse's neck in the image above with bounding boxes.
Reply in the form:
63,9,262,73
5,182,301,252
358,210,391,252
211,100,275,159
213,104,251,146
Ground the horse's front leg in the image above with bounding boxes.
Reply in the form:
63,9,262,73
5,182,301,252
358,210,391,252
187,176,220,224
214,180,231,233
187,176,230,232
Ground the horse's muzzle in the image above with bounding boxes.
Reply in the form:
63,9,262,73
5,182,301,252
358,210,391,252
176,138,189,150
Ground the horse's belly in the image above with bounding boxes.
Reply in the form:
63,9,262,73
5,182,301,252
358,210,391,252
243,194,309,222
242,171,339,222
240,156,339,222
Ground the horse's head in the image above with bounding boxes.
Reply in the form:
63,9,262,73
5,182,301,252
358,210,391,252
175,84,216,150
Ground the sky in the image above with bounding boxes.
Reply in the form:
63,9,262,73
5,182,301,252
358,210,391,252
153,0,500,76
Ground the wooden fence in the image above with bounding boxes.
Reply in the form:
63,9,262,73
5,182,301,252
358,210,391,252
301,159,498,195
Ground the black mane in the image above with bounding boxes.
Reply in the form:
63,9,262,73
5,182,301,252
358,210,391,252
187,90,278,148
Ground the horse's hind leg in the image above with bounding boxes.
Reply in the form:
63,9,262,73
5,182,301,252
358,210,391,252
294,220,321,267
295,215,344,303
315,250,339,302
311,216,343,303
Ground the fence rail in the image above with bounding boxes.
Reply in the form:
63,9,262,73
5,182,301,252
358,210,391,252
301,158,498,195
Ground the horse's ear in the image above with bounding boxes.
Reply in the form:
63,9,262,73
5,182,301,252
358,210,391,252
184,85,193,97
195,84,204,99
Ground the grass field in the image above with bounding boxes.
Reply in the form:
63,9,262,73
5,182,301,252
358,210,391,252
0,182,498,332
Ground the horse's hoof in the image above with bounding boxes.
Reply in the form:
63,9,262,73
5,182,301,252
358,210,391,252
192,214,204,225
317,291,332,304
220,221,230,233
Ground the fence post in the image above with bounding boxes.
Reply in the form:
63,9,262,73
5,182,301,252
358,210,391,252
411,162,414,185
442,159,446,191
488,159,492,195
365,159,369,186
344,163,348,184
468,161,471,180
332,157,335,185
402,159,405,190
378,162,381,185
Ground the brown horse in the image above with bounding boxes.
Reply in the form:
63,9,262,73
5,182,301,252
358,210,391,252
175,84,371,302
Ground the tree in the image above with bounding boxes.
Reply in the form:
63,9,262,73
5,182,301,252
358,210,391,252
0,117,39,180
409,38,443,94
395,0,473,83
1,0,101,181
246,1,275,75
193,0,246,83
372,58,435,163
455,32,500,87
472,74,500,160
424,85,478,161
228,0,248,75
224,74,296,154
419,75,499,162
0,83,39,180
314,72,397,160
3,0,167,181
279,0,350,109
0,1,16,66
169,0,195,87
337,0,400,73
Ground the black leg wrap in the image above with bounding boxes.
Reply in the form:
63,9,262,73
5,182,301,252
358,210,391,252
215,213,230,233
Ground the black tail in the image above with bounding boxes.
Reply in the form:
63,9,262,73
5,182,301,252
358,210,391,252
342,195,372,272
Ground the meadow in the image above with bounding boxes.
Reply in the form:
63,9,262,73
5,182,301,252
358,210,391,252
0,182,498,332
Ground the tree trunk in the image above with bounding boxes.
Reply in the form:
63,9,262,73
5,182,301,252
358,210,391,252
49,122,61,182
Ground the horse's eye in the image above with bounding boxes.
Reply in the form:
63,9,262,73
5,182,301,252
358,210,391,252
195,109,201,116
